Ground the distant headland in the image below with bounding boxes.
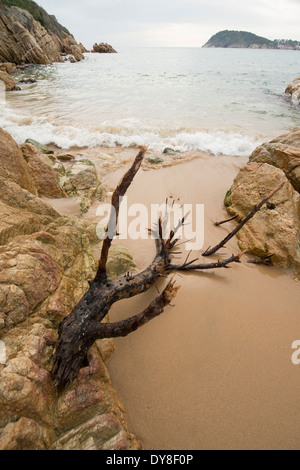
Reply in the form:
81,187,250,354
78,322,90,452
203,30,300,50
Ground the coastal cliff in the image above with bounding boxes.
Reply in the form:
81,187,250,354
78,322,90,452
0,0,84,64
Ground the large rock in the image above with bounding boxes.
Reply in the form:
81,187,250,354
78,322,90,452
0,128,35,193
225,162,300,274
0,176,59,245
21,143,65,199
0,70,19,91
0,62,17,74
24,139,54,155
70,45,84,62
285,77,300,102
60,160,102,213
249,129,300,193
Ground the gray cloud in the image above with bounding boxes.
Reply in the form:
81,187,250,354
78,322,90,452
37,0,300,47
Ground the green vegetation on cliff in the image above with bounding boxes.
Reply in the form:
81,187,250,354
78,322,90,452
2,0,46,28
1,0,71,37
203,30,300,49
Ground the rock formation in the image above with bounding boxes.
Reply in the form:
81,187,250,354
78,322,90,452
285,77,300,102
0,0,84,64
0,128,141,450
92,43,117,54
0,70,19,90
225,129,300,277
249,129,300,193
58,159,103,214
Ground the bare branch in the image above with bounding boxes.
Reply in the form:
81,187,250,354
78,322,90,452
88,280,180,341
168,253,242,271
214,215,238,226
203,182,285,257
95,146,147,282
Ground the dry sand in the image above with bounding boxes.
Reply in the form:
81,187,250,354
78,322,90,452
51,147,300,450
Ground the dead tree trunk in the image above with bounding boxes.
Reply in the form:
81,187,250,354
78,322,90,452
52,148,285,388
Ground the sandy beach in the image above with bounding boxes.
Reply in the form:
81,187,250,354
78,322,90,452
49,146,300,450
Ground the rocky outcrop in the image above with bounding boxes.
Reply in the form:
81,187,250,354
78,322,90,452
0,128,36,193
249,129,300,193
0,129,141,450
285,77,300,102
225,129,300,277
58,160,103,214
92,43,117,54
79,43,89,53
0,1,83,65
21,143,65,199
0,61,16,73
0,70,19,90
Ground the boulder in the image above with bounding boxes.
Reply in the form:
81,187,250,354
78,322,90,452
146,156,164,165
0,70,20,91
0,62,17,74
60,160,102,213
56,153,75,162
0,128,35,193
21,143,65,199
225,162,300,274
0,175,59,246
24,139,54,155
249,129,300,193
70,45,84,62
285,77,300,101
106,246,136,279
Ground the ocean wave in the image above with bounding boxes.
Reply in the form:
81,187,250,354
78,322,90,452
0,106,260,157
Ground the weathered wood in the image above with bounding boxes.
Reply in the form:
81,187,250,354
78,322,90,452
52,148,274,389
95,146,147,282
214,215,238,226
202,182,285,257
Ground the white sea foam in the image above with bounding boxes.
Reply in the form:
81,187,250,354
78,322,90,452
0,105,260,157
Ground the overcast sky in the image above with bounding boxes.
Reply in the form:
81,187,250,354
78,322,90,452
37,0,300,48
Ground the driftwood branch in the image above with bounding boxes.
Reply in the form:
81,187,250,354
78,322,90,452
247,254,274,266
214,215,238,226
202,182,285,257
95,146,147,282
52,149,283,389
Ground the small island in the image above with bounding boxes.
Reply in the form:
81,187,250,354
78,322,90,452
203,30,300,50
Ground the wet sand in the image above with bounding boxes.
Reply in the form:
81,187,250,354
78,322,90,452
52,148,300,450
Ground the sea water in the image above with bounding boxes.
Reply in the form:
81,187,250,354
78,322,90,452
1,47,300,156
